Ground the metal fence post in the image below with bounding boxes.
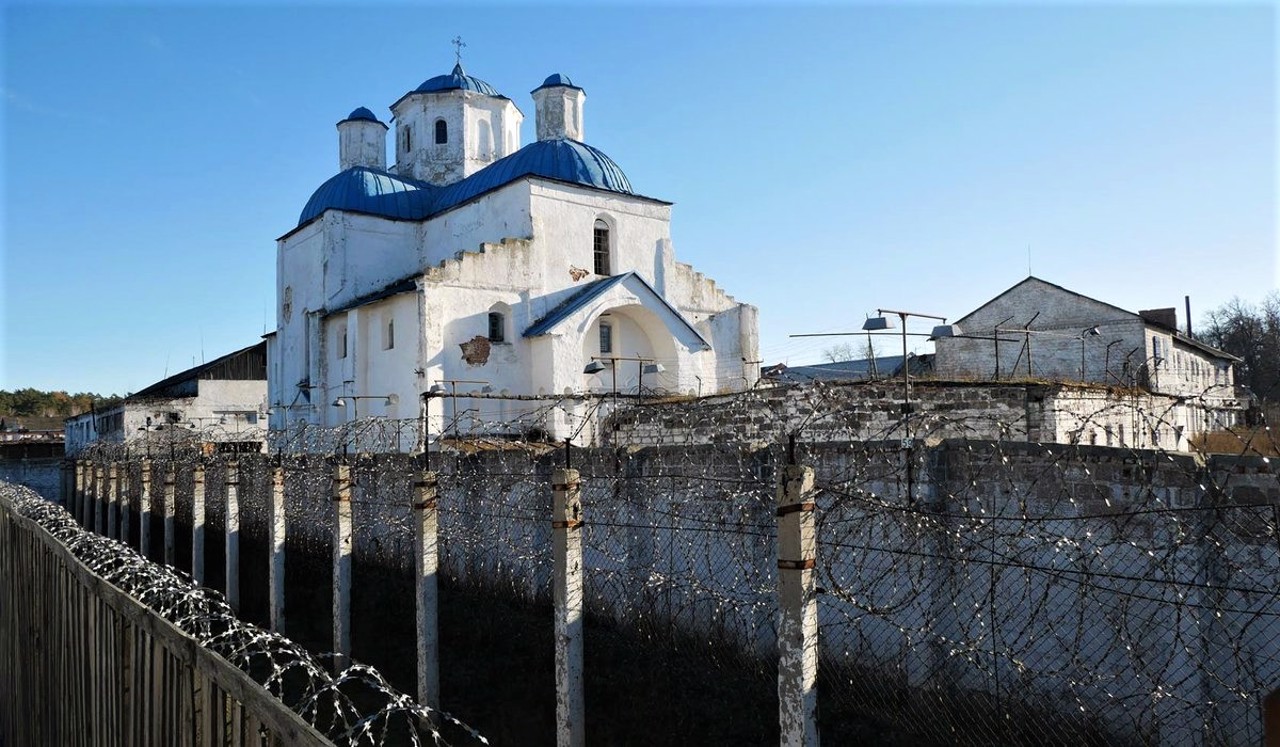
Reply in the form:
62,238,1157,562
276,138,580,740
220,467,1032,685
552,467,584,747
332,462,353,670
413,468,440,709
192,464,206,585
139,459,152,558
163,466,176,566
226,460,241,613
777,463,819,747
269,465,287,634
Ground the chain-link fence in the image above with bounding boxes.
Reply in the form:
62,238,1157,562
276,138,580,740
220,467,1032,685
63,379,1279,744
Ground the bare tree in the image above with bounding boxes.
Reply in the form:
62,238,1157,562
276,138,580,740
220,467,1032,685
1199,292,1280,402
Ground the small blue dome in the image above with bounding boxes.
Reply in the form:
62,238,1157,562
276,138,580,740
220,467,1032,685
412,63,501,97
432,138,632,212
298,167,435,226
341,106,380,123
532,73,581,92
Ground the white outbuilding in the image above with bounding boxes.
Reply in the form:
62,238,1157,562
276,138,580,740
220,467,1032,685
269,63,759,445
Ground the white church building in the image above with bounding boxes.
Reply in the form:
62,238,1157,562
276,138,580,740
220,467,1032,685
267,61,759,445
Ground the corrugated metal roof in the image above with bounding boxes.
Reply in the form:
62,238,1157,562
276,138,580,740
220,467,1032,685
297,167,435,225
297,138,634,228
129,342,267,400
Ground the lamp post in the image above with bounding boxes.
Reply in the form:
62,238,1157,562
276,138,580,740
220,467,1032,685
331,393,400,421
583,356,663,403
433,380,489,441
1103,340,1124,385
861,309,959,436
1079,326,1101,381
992,315,1015,381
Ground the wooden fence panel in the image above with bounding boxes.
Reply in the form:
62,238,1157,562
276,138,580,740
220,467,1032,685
0,491,331,747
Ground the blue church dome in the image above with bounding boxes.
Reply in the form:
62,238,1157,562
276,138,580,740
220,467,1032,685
432,138,633,212
297,141,635,227
340,106,380,123
532,73,581,92
298,167,434,225
412,63,502,97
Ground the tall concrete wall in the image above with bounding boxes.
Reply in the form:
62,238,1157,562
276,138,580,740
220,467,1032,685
70,440,1279,744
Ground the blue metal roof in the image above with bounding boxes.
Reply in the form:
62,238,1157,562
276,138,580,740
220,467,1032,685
432,138,632,211
297,140,635,228
524,275,629,337
532,73,582,92
524,272,709,350
412,63,501,97
341,106,380,124
298,167,435,225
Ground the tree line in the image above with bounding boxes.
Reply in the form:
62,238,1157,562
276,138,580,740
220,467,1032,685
1197,291,1280,404
0,389,123,419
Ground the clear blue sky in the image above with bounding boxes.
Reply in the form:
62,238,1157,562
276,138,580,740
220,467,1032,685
3,2,1275,395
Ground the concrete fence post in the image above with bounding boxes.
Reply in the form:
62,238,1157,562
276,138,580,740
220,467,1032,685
332,462,353,670
552,467,584,747
413,468,440,709
225,460,241,613
139,459,152,558
777,463,820,747
192,464,207,585
269,465,287,634
73,461,85,526
163,466,176,566
119,465,131,545
106,463,119,539
94,464,105,535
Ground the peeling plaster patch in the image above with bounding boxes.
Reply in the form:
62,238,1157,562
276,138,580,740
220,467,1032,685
459,335,492,366
569,266,589,281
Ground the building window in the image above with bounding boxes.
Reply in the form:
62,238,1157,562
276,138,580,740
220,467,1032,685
599,320,613,354
1153,336,1162,361
402,126,411,152
593,219,611,275
435,119,448,145
384,318,395,350
337,324,348,359
488,312,505,342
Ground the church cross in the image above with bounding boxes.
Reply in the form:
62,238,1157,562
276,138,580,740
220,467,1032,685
452,36,466,65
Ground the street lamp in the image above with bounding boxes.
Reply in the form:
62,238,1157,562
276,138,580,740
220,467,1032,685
1079,326,1101,381
583,356,664,403
331,393,400,420
861,309,958,434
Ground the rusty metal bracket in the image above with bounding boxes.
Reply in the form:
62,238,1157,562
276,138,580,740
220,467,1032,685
777,559,816,570
552,519,584,529
412,499,438,510
776,501,816,517
552,483,580,492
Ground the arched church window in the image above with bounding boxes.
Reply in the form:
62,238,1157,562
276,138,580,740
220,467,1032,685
488,312,505,343
401,126,411,152
435,119,448,145
384,318,395,350
593,219,611,275
599,320,613,354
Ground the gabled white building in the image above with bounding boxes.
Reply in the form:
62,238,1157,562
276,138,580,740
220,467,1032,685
933,277,1246,449
269,63,759,444
65,342,268,455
